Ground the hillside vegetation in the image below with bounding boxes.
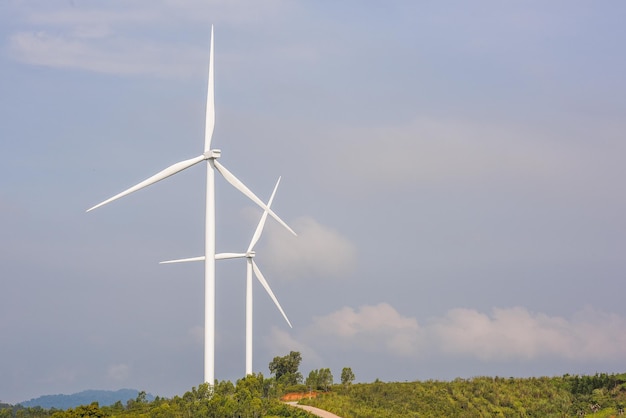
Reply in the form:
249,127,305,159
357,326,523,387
1,375,314,418
3,362,625,417
300,373,626,418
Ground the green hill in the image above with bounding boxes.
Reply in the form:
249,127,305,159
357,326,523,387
18,389,152,409
4,372,626,417
300,373,626,417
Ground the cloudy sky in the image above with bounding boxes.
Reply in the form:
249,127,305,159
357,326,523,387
2,0,626,404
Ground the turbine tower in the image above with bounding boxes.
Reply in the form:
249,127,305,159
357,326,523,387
86,27,296,384
161,177,292,375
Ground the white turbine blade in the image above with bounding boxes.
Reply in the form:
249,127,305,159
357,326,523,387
213,160,296,236
204,25,215,152
251,260,292,328
87,154,206,212
160,253,248,263
247,211,270,254
215,252,247,260
159,256,205,264
247,176,281,253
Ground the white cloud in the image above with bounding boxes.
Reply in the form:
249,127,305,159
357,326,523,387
9,31,205,78
307,303,421,357
274,304,626,366
262,216,357,280
431,307,571,361
431,306,626,362
6,1,295,77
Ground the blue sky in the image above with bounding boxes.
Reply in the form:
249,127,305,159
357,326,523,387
1,0,626,404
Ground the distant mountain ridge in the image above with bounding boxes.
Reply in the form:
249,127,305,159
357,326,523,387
19,389,154,409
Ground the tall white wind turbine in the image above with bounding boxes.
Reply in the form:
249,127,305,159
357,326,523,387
86,26,296,385
161,177,292,375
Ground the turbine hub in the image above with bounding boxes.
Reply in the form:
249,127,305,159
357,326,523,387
204,149,221,159
246,251,256,258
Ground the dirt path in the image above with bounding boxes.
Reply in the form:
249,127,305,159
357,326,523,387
285,401,344,418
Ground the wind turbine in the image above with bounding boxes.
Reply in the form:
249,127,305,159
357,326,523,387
161,176,292,375
86,26,296,385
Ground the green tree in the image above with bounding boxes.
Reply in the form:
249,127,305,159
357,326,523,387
306,368,333,392
214,379,235,397
53,402,105,418
236,373,264,398
306,369,319,391
269,351,303,386
318,368,333,392
341,367,355,387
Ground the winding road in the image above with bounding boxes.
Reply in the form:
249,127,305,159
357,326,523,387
286,402,344,418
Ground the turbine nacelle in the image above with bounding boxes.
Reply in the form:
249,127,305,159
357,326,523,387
204,149,221,159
